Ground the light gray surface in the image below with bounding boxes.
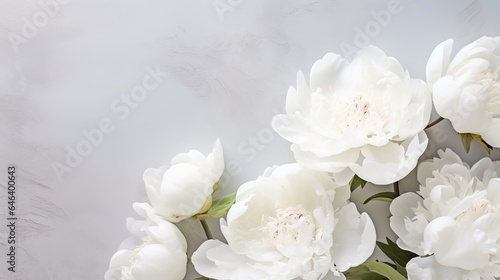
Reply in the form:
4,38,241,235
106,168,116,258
1,0,500,279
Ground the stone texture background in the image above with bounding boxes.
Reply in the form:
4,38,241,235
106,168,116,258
0,0,499,279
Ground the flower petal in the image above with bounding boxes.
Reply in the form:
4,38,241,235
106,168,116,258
424,216,496,270
192,240,267,280
131,244,186,280
349,132,428,185
286,71,312,115
481,119,500,148
426,38,453,89
330,203,376,272
309,53,347,92
407,256,464,280
206,138,225,180
487,178,500,204
291,144,359,173
390,192,426,255
416,149,463,186
192,240,231,280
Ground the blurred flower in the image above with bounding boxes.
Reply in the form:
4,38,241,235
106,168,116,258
426,36,500,148
192,163,376,280
272,47,431,185
390,149,500,279
105,204,187,280
143,139,224,222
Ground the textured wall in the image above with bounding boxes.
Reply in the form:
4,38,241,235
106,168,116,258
0,0,499,279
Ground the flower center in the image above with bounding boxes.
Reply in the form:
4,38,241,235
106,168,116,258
264,206,315,249
455,198,499,221
329,93,390,138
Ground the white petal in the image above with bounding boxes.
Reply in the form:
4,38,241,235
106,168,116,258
432,75,490,134
424,216,493,270
448,36,497,71
108,249,134,270
285,71,312,115
143,166,168,193
131,244,186,280
407,256,464,280
330,183,351,210
192,240,267,280
481,119,500,148
349,132,428,185
487,178,500,204
330,203,376,272
397,79,432,138
331,167,355,186
366,46,406,79
422,216,456,255
431,76,460,118
426,39,453,89
470,157,498,182
389,192,426,255
309,53,347,91
273,112,356,157
192,240,230,280
272,113,316,147
416,149,463,186
291,144,358,173
160,164,212,208
171,149,209,170
150,221,188,252
206,138,225,180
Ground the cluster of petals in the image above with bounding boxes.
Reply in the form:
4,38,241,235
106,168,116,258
105,204,188,280
426,36,500,148
106,140,224,280
192,163,376,280
106,36,500,280
390,149,500,279
272,46,431,185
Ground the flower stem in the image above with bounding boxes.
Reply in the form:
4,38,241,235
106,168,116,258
393,180,400,196
425,116,444,129
200,219,213,240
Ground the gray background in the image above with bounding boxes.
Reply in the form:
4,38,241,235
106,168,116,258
1,0,500,279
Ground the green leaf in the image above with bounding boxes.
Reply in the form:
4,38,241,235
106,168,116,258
363,192,397,204
360,261,407,280
344,265,387,280
194,192,236,220
377,238,418,268
193,277,212,280
382,262,397,269
350,175,367,192
395,263,408,278
344,271,387,280
460,133,493,154
460,133,473,153
471,134,492,154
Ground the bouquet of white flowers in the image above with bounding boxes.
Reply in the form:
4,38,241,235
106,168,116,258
106,36,500,280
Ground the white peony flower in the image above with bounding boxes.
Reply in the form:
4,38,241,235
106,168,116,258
390,149,500,280
143,139,224,222
426,36,500,148
192,163,376,280
272,46,431,185
105,204,188,280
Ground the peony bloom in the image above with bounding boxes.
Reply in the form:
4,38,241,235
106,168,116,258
192,163,376,280
143,139,224,222
272,47,431,185
426,36,500,148
390,149,500,280
105,204,188,280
